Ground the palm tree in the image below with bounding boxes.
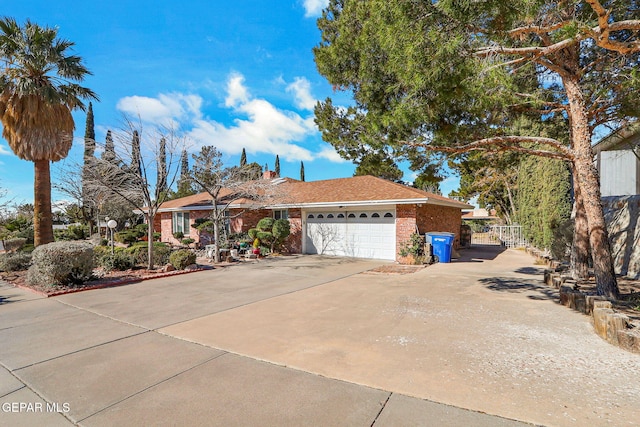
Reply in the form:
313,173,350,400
0,18,97,245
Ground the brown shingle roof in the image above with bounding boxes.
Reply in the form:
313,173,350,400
158,175,471,211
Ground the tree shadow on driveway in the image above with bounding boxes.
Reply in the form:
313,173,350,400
479,277,559,302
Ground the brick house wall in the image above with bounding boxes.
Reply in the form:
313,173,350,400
395,204,463,260
160,210,211,246
415,204,463,248
284,208,302,254
395,205,417,258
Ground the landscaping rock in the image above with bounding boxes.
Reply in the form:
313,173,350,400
162,264,175,273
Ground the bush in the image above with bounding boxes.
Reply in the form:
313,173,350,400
181,238,195,245
173,231,184,239
99,252,135,271
4,238,27,252
0,252,32,272
169,249,197,270
125,242,171,266
115,230,140,245
26,242,94,287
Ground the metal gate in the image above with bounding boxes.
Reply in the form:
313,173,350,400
471,225,528,249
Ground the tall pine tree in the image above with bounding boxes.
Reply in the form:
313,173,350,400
102,130,116,164
82,102,96,233
131,130,141,177
300,161,305,182
275,155,280,177
240,148,247,167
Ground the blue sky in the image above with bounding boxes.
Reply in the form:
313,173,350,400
0,0,460,206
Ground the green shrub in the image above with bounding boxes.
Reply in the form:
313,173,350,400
4,237,27,252
173,231,184,239
181,238,195,245
125,242,171,266
26,242,94,287
0,252,32,272
115,230,139,245
21,244,35,253
169,249,197,270
99,252,135,271
256,217,275,231
66,225,87,240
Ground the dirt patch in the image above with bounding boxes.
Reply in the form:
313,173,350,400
364,264,427,275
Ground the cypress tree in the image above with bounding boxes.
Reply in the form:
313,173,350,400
131,130,141,177
240,148,247,167
83,102,95,160
156,137,167,194
275,155,280,176
102,130,116,163
82,102,96,233
300,161,305,182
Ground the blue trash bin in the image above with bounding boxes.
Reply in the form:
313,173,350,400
425,232,455,263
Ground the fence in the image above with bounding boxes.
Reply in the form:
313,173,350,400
471,225,528,249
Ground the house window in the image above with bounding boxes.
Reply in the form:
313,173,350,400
327,214,334,218
348,213,356,218
384,212,394,218
359,213,368,218
372,213,380,218
307,214,314,219
273,209,288,220
337,213,345,218
172,212,190,235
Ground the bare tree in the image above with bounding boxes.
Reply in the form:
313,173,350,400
85,117,185,269
190,146,287,263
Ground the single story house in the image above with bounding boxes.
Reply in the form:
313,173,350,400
153,173,472,261
593,123,640,197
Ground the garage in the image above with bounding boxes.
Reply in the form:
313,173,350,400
304,209,396,260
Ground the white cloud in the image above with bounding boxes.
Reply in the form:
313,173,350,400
116,93,203,127
317,145,348,163
302,0,329,17
286,77,317,110
225,72,249,108
0,144,12,156
114,72,345,164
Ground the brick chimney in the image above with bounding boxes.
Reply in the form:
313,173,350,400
263,170,278,179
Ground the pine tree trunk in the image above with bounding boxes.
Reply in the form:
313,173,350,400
564,77,619,298
33,159,54,246
570,167,590,281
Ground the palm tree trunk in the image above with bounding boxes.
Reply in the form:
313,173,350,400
33,159,54,246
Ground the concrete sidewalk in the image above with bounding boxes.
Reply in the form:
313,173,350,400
1,250,639,426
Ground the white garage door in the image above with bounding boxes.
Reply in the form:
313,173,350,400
304,210,396,260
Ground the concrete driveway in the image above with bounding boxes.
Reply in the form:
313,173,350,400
1,250,639,426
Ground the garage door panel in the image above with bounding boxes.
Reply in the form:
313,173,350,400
305,210,396,260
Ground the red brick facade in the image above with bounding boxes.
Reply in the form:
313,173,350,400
158,204,462,259
395,204,462,258
416,204,463,249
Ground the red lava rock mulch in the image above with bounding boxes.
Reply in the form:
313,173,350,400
0,265,212,297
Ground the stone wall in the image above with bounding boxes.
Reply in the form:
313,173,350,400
603,195,640,279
